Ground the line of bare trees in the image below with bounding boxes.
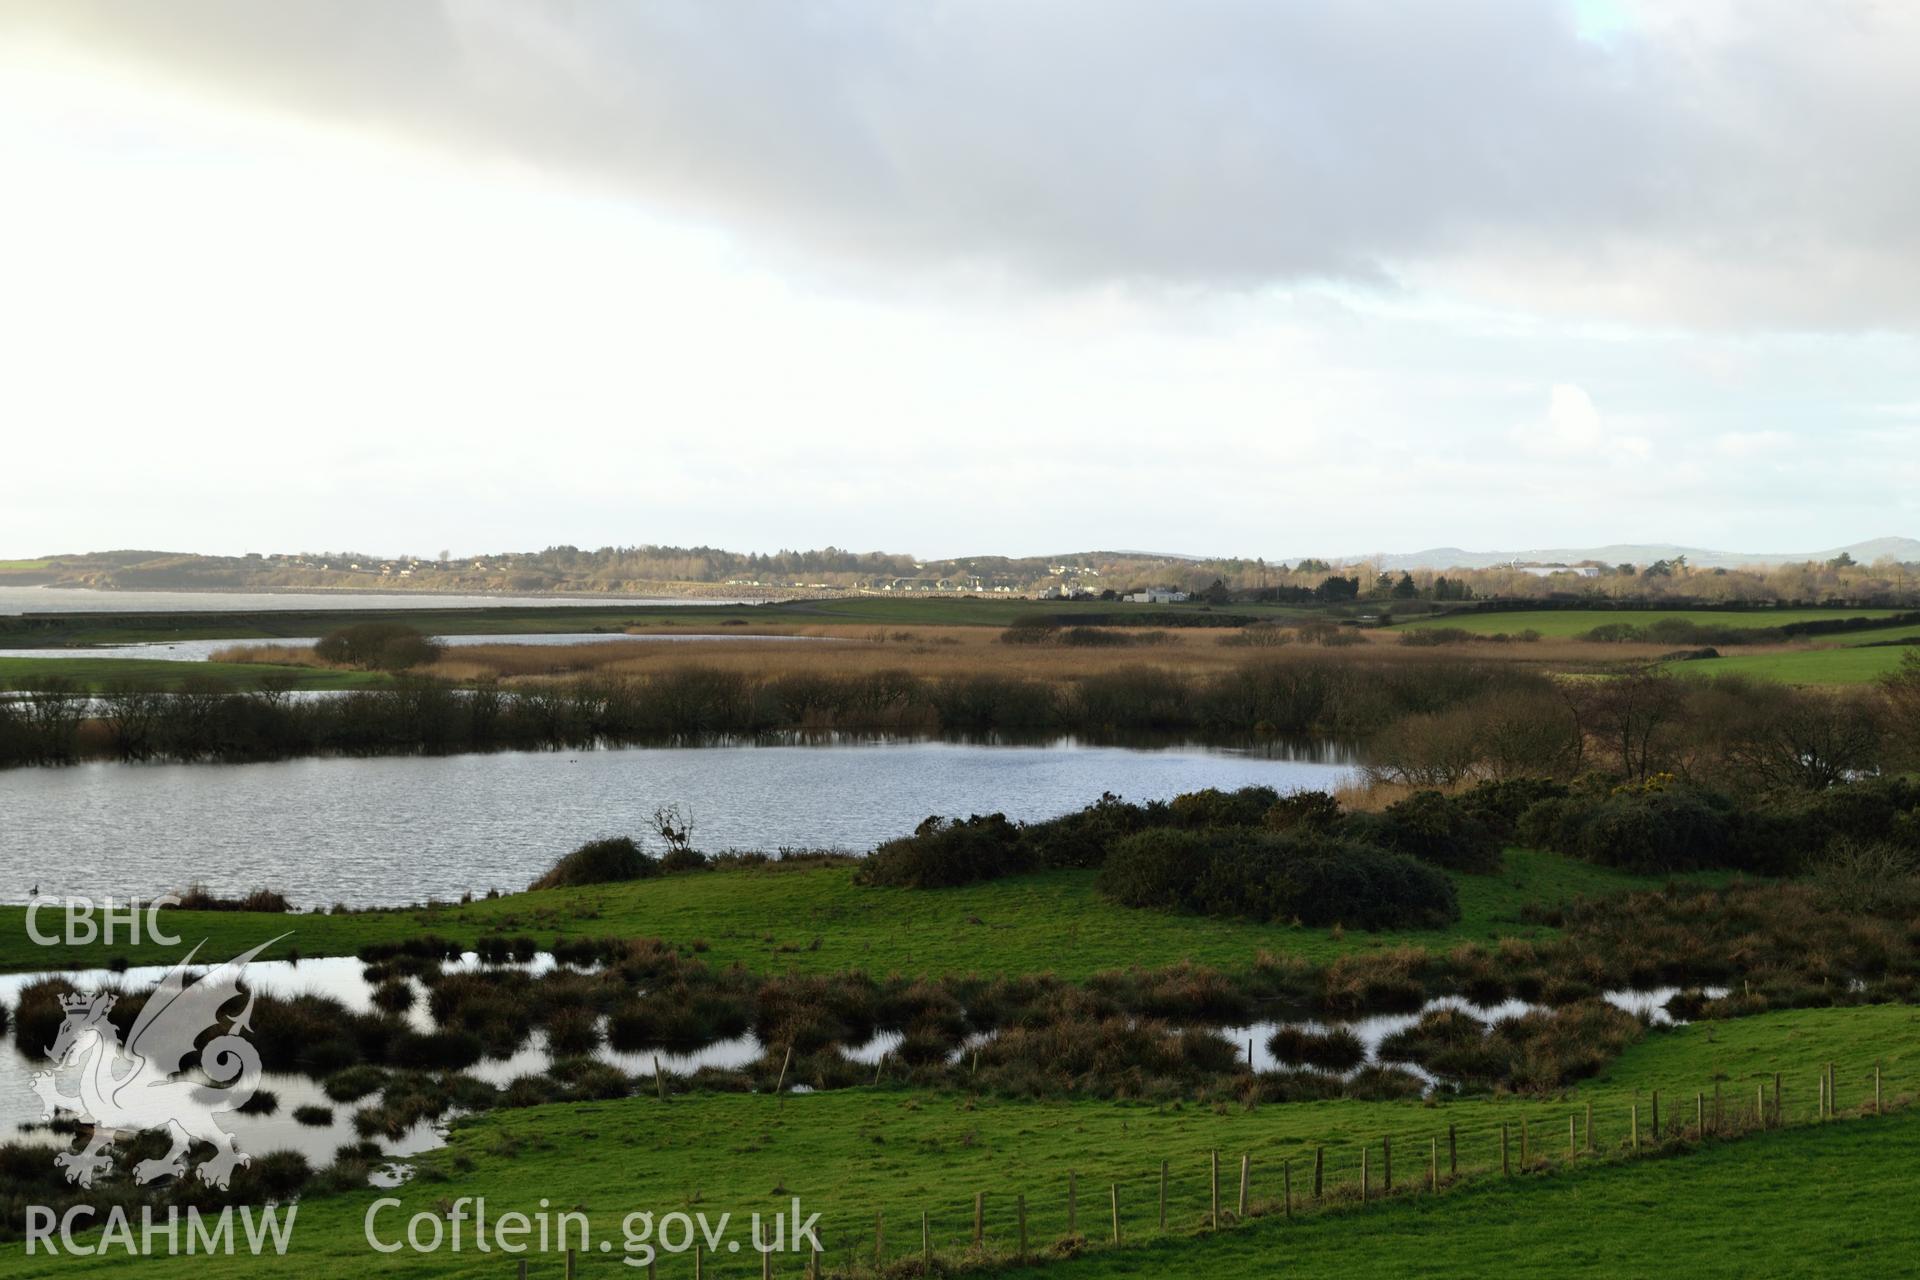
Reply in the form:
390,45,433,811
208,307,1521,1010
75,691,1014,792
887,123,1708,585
1366,654,1920,793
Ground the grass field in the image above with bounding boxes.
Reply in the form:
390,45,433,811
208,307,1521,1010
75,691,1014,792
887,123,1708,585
1668,645,1914,685
1395,608,1898,637
0,657,392,693
0,850,1729,976
4,1003,1913,1278
1000,1100,1920,1279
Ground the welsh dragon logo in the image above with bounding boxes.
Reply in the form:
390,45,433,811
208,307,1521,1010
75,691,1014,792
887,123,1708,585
29,936,285,1189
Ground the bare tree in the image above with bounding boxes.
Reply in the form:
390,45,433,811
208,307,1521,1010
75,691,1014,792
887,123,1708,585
1882,652,1920,771
1724,688,1883,791
1573,671,1686,783
650,802,696,856
99,681,164,761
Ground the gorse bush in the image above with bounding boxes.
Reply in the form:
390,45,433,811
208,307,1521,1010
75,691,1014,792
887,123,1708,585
528,836,660,891
855,786,1289,887
1020,792,1165,869
1513,777,1920,876
1516,786,1735,874
1168,785,1282,828
1348,789,1504,873
1263,789,1344,833
854,813,1028,889
1454,777,1569,841
1098,827,1459,930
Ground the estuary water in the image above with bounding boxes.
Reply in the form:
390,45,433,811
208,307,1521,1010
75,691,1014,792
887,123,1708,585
0,585,749,615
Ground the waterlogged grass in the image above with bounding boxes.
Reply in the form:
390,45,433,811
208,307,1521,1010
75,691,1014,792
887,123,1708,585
1396,608,1897,637
0,657,392,693
0,851,1728,976
1668,646,1913,686
4,1005,1916,1278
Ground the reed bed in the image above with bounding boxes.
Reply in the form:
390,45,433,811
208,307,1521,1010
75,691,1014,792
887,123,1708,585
212,625,1674,686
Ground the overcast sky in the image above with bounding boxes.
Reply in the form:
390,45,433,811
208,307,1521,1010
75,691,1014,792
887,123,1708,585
2,0,1917,560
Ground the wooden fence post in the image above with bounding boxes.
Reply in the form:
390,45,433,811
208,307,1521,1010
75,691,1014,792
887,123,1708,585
1158,1160,1168,1230
1284,1158,1293,1218
653,1055,666,1102
1448,1123,1457,1176
1773,1072,1781,1127
1313,1147,1325,1199
763,1246,772,1280
1382,1136,1391,1193
1500,1123,1510,1177
1209,1152,1219,1230
1631,1103,1639,1152
1568,1114,1577,1161
518,1260,529,1280
1818,1071,1826,1121
1585,1099,1594,1153
566,1248,576,1280
1110,1184,1121,1244
1714,1082,1722,1131
1651,1089,1660,1140
1756,1083,1765,1131
1428,1138,1437,1192
775,1043,793,1100
1521,1118,1530,1167
1361,1145,1370,1202
1238,1153,1250,1219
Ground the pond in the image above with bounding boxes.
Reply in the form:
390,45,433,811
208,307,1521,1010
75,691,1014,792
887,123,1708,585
0,736,1361,906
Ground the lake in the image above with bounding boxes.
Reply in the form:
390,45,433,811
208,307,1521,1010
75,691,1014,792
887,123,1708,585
0,737,1359,907
0,585,749,615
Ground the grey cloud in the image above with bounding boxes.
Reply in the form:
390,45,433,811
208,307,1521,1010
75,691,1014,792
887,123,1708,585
10,0,1920,326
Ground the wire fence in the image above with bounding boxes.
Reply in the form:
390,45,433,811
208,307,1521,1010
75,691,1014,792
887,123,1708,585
498,1058,1904,1277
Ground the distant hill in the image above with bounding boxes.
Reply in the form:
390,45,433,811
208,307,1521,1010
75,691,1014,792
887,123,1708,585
7,537,1915,602
1354,537,1920,572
